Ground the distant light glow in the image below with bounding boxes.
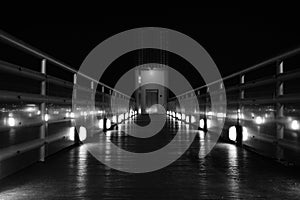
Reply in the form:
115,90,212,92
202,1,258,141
138,108,141,114
69,127,75,141
255,116,264,125
291,120,300,130
79,126,87,141
65,112,70,118
178,114,182,120
138,75,141,84
199,119,205,129
229,126,237,141
70,112,75,118
182,114,186,120
207,119,212,129
186,116,190,123
44,114,49,122
98,119,104,129
8,117,16,127
191,116,196,123
242,127,249,141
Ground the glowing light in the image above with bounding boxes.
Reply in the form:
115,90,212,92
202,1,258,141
242,127,249,141
199,119,205,129
138,108,141,114
70,112,75,118
98,119,104,129
79,126,87,141
178,114,182,120
207,119,212,129
207,111,213,116
8,117,16,127
191,116,196,123
255,116,264,125
182,114,186,120
186,116,190,123
138,75,141,84
44,114,49,122
25,107,37,112
37,110,41,115
69,127,75,141
65,112,70,118
291,120,300,130
229,126,237,141
106,119,111,129
217,112,226,118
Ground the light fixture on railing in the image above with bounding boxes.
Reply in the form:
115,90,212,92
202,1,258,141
229,126,237,141
7,116,16,127
291,120,300,130
98,119,104,129
199,119,205,129
255,116,264,125
79,126,87,141
44,114,49,122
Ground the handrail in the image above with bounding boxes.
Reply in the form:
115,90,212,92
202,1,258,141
0,29,132,99
171,46,300,99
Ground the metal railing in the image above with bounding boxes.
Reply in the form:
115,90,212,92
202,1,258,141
167,46,300,161
0,30,134,164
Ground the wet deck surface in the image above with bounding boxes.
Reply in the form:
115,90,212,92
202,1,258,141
1,115,300,199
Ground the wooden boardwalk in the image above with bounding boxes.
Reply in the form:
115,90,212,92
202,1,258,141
1,116,300,199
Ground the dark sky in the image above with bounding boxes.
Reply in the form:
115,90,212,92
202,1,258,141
1,7,300,90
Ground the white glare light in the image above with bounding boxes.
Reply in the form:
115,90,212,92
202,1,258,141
65,112,70,118
8,117,16,127
178,114,182,120
70,112,75,118
138,108,141,114
291,120,300,130
229,126,237,141
242,127,249,141
255,116,263,125
191,116,196,123
186,116,190,123
69,127,75,141
98,119,104,129
207,119,212,129
182,114,186,120
79,126,87,141
199,119,205,129
44,114,49,122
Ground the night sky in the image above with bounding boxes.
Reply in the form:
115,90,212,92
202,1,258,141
1,7,300,91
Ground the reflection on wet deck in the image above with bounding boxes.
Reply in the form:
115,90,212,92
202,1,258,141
0,116,300,199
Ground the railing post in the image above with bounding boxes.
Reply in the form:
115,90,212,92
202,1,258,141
204,87,209,132
39,59,46,162
236,74,245,145
276,60,284,160
73,74,80,145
